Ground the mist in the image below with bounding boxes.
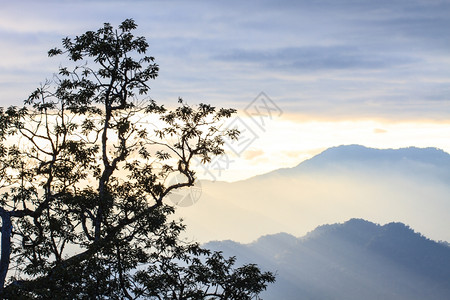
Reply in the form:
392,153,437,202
176,146,450,243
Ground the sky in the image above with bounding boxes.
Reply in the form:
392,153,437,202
1,0,450,181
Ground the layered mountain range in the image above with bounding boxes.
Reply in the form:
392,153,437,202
180,145,450,243
206,219,450,300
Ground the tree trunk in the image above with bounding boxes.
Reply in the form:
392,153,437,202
0,208,12,294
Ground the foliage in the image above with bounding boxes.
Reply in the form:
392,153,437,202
0,19,274,299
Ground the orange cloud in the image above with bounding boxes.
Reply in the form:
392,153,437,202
243,149,264,160
374,128,388,134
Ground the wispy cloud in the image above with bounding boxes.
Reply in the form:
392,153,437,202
243,149,265,160
215,46,417,71
0,0,449,121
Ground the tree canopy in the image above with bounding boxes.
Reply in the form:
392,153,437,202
0,19,274,299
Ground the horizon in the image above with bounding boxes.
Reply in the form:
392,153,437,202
204,217,447,245
196,143,450,183
180,143,450,244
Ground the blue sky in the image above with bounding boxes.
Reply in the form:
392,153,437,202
1,0,450,180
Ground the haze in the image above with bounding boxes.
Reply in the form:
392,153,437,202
1,1,450,242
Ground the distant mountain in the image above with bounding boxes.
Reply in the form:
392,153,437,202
180,145,450,243
261,145,450,182
205,219,450,300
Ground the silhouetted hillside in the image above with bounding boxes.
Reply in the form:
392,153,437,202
206,219,450,300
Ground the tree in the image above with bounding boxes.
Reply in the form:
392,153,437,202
0,19,274,299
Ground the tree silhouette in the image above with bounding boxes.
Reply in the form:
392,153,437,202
0,19,274,299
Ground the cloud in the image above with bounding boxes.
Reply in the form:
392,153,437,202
0,0,449,121
243,149,265,160
374,128,388,134
215,46,417,71
282,150,304,159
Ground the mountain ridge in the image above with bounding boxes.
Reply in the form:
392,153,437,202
205,219,450,300
182,144,450,243
245,144,450,182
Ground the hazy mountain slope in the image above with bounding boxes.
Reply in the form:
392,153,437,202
179,145,450,243
273,145,450,182
205,219,450,300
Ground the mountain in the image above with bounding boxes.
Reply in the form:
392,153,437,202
269,145,450,182
179,145,450,243
205,219,450,300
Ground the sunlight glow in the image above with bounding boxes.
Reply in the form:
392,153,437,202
195,116,450,182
